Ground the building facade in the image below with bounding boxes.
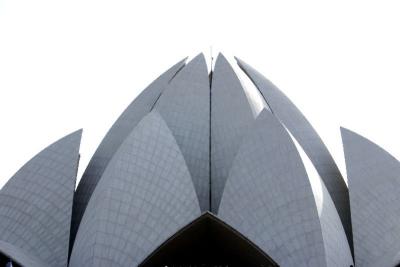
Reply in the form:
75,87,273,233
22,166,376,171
1,53,399,267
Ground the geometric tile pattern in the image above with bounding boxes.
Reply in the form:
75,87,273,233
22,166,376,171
316,174,354,267
70,58,186,251
0,240,46,267
236,58,353,251
5,53,400,267
155,54,210,211
0,130,82,267
342,127,400,267
211,53,254,213
218,110,327,267
292,136,353,267
69,112,201,267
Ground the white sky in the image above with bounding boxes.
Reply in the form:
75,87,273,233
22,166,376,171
1,1,400,188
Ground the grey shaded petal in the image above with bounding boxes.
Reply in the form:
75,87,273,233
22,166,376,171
211,53,254,213
69,112,200,267
70,58,186,250
236,58,352,250
218,110,327,267
0,130,82,267
155,54,210,211
342,127,400,267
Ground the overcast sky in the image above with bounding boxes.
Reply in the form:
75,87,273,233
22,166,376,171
1,0,400,188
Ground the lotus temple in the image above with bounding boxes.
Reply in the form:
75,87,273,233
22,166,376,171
0,53,399,267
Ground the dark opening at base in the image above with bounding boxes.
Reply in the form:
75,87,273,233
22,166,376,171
0,253,21,267
139,212,278,267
